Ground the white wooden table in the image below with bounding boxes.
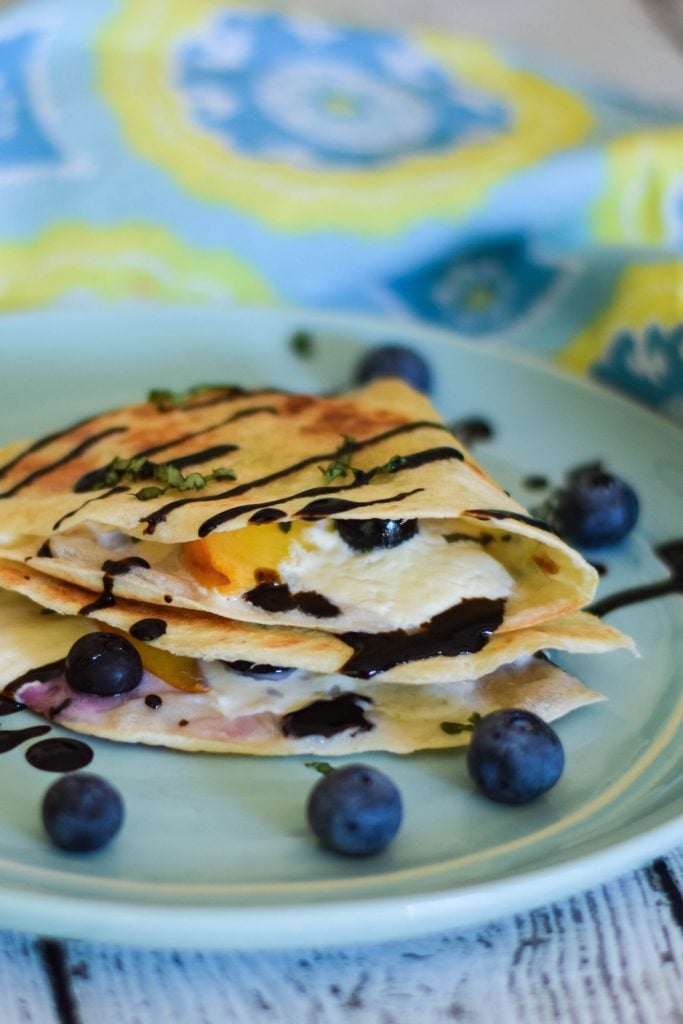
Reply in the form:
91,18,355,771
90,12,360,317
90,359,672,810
1,0,683,1020
2,852,682,1023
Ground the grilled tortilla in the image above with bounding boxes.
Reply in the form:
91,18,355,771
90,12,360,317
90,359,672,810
0,587,606,756
0,561,632,685
0,379,599,642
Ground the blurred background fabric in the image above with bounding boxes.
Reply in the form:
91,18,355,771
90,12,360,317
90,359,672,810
0,0,682,420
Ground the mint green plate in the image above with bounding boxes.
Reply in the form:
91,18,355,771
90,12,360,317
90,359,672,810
1,306,682,950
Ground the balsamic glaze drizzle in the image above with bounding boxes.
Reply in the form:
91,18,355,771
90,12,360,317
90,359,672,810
141,419,450,534
101,556,151,575
0,412,105,479
249,508,286,525
52,485,129,532
281,693,373,739
25,737,93,772
4,659,66,696
0,695,24,716
590,538,683,617
73,405,277,492
79,575,116,615
245,582,340,618
0,725,52,754
339,597,506,679
130,618,167,641
0,426,128,499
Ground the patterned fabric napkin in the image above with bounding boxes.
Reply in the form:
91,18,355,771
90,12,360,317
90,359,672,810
1,0,682,419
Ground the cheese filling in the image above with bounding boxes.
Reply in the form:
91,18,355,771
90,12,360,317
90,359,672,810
48,519,515,633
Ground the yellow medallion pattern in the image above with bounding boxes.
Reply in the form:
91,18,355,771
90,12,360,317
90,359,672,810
0,222,273,310
97,0,593,234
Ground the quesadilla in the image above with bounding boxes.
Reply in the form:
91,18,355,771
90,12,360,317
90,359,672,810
0,380,600,666
0,585,612,756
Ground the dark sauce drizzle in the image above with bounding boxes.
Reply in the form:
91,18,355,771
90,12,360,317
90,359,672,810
0,411,107,479
130,618,167,641
523,474,549,491
590,538,683,617
52,484,129,531
141,419,450,535
281,693,373,739
73,445,239,492
340,597,506,679
0,725,51,754
4,659,66,697
145,694,162,710
49,698,71,718
25,737,93,772
0,695,24,716
0,426,128,499
79,575,116,615
296,489,423,520
73,405,278,493
101,556,151,575
249,508,286,525
245,582,340,618
451,417,494,447
36,540,53,558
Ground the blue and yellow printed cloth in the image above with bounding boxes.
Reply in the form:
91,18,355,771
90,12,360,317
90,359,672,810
1,0,683,419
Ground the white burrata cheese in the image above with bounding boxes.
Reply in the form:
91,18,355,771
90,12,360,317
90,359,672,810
277,521,514,632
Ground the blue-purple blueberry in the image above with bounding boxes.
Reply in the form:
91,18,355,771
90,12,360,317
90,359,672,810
355,344,432,394
65,632,143,696
466,709,564,805
42,773,124,852
307,764,402,856
553,463,639,548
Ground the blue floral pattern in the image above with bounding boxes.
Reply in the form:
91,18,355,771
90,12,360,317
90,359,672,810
387,239,562,335
177,11,509,168
594,323,683,420
0,29,64,177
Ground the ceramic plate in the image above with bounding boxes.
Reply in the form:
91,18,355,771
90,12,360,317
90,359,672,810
1,306,682,950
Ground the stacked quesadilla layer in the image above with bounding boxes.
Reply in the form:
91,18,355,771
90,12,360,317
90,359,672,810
0,379,632,754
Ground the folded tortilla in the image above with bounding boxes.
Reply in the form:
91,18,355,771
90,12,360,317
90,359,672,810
0,379,599,646
0,560,632,685
0,587,605,756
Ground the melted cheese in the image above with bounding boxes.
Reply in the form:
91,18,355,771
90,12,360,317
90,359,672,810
278,521,514,631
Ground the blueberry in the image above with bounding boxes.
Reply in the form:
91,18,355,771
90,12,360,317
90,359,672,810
553,462,639,548
355,344,432,394
307,764,403,856
466,709,564,805
65,632,143,696
336,518,418,552
223,660,296,680
42,773,124,852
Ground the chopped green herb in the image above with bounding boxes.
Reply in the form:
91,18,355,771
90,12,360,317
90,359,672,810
369,454,408,476
318,437,414,486
439,712,482,736
135,486,166,502
319,459,353,483
304,760,335,775
443,531,477,544
147,384,239,410
289,331,315,359
96,455,237,500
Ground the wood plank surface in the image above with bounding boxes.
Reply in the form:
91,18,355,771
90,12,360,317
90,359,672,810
2,852,680,1024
